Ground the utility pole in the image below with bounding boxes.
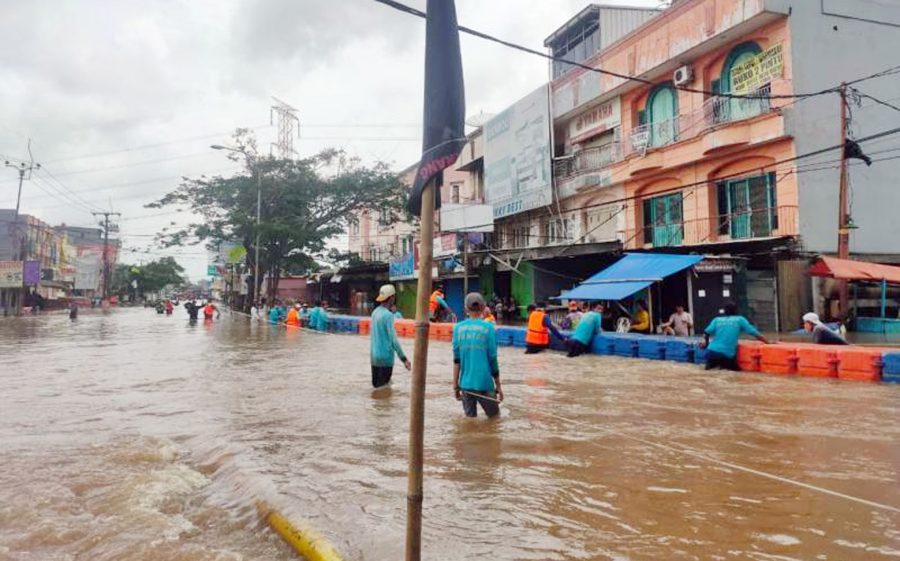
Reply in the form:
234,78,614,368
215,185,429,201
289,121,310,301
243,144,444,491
4,143,40,316
92,212,121,301
270,96,300,159
462,233,469,296
837,83,850,319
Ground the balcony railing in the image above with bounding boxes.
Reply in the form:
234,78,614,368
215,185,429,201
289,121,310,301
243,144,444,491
554,143,621,179
622,205,798,249
622,84,777,158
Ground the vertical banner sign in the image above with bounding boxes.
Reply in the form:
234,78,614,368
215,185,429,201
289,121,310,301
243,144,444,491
0,261,24,288
22,261,41,286
407,0,467,216
484,86,553,219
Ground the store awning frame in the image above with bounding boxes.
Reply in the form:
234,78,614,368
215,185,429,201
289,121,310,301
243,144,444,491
558,252,704,301
809,256,900,285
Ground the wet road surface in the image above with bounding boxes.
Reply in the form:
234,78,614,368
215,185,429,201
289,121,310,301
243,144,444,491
1,308,898,560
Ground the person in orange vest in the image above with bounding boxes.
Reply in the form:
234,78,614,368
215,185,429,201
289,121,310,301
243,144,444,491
285,303,301,327
428,284,450,322
202,301,220,320
524,302,564,354
483,306,496,323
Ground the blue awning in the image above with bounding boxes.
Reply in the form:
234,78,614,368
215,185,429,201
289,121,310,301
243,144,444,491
559,253,704,301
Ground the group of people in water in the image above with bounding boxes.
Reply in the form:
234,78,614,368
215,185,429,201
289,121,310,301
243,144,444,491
367,283,851,419
153,299,220,321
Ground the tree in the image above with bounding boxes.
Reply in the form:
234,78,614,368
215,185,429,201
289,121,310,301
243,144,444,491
147,130,406,305
110,258,186,300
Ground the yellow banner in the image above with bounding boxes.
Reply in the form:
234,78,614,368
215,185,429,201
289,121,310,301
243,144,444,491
731,43,784,95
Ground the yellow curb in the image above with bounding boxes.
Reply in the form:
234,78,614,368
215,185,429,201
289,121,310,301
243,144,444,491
257,501,345,561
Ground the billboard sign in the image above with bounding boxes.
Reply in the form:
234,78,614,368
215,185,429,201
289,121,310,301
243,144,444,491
484,85,553,220
74,253,101,291
439,204,494,233
23,261,40,286
0,261,23,288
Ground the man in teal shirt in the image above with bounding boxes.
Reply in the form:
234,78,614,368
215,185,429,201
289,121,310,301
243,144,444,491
453,292,503,418
308,300,329,331
701,302,770,370
370,285,410,387
566,301,604,357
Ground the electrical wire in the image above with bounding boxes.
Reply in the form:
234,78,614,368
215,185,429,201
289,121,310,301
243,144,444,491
372,0,900,101
849,88,900,115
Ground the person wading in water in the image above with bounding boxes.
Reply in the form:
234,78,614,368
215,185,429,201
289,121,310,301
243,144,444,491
453,292,503,418
370,285,410,388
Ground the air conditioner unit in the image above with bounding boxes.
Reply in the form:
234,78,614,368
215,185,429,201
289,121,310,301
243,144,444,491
673,65,694,86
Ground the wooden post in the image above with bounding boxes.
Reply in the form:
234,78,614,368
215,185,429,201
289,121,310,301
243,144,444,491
405,179,435,561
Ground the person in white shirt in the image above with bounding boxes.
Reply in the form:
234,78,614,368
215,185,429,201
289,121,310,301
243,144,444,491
661,304,693,337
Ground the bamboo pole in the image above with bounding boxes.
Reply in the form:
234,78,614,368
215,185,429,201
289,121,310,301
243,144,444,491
405,179,435,561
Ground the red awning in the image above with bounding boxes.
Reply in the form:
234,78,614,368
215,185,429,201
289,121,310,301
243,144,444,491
809,256,900,285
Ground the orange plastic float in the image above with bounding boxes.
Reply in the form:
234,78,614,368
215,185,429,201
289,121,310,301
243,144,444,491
759,344,799,375
736,342,762,372
835,347,884,382
795,344,839,378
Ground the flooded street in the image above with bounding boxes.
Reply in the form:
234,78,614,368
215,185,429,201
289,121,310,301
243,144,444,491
1,308,899,561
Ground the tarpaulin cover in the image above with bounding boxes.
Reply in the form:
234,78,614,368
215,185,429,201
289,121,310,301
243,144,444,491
559,253,704,301
809,256,900,285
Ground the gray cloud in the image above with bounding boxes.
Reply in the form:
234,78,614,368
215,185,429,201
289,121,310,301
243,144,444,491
0,0,655,280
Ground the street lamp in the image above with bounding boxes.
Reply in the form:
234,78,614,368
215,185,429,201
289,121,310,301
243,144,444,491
211,144,262,310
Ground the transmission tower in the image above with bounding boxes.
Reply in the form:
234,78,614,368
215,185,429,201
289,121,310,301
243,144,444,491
270,96,300,158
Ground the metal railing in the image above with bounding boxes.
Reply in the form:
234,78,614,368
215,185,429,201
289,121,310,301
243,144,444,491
622,205,798,249
622,84,777,158
554,143,621,179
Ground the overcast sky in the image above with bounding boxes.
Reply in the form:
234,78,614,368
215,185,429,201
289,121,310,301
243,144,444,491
0,0,656,281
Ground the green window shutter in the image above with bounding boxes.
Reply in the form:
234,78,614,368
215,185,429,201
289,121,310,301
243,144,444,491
642,198,653,244
768,172,779,229
711,79,721,94
637,109,647,126
717,181,729,235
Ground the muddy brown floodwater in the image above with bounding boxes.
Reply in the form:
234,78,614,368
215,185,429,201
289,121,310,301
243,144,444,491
1,308,898,561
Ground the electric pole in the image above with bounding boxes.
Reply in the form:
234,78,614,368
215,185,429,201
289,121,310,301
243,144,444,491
270,96,300,159
3,141,40,316
837,83,850,319
92,212,121,301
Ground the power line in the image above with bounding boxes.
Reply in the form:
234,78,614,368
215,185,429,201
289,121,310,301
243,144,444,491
0,166,242,210
355,125,900,241
40,125,273,164
849,88,900,115
373,0,900,101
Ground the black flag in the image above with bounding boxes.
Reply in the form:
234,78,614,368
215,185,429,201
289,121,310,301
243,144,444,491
408,0,466,217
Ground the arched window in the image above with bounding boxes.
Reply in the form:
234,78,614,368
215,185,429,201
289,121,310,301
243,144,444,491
715,41,770,122
643,83,679,147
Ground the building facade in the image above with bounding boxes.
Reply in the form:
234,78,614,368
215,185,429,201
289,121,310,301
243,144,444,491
481,0,900,330
342,0,900,330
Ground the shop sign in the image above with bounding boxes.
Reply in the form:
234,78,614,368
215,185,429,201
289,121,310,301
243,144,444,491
0,261,23,288
694,259,741,273
389,251,416,281
569,98,620,144
731,43,784,95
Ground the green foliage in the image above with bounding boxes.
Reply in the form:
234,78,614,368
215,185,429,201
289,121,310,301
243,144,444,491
111,257,186,298
146,130,406,298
